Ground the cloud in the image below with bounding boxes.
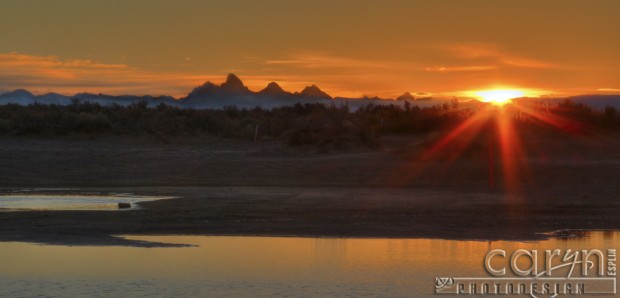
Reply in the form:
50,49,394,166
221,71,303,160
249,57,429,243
0,52,128,80
0,52,127,69
0,52,308,97
0,52,140,91
424,65,496,72
0,52,315,97
264,53,413,70
597,88,620,92
445,44,566,69
5,49,569,99
499,56,561,69
258,52,433,97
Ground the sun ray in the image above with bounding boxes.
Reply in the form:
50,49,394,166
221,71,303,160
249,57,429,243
422,111,492,160
494,108,525,199
511,100,584,134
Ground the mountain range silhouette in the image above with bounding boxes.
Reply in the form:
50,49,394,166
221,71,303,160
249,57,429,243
186,73,332,101
0,73,618,110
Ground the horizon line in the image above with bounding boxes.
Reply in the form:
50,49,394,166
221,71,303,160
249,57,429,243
1,73,619,100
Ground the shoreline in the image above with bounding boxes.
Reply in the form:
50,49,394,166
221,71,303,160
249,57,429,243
3,224,616,248
1,185,619,247
0,135,619,247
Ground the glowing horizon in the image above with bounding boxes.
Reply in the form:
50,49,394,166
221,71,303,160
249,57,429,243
457,87,546,104
474,89,525,105
1,1,619,98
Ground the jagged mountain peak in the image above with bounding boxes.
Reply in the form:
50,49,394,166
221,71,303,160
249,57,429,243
187,81,219,97
259,82,290,96
220,73,247,92
265,81,282,89
299,85,332,99
5,89,34,98
397,92,415,101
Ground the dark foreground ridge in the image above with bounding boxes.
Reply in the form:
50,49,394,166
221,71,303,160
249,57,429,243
0,129,618,246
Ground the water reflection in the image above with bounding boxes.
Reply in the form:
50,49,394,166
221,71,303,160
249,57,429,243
0,193,172,211
0,231,616,297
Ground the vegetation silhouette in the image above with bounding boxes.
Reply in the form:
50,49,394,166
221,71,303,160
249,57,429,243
0,99,617,149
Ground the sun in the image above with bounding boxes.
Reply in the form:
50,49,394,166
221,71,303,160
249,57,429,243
475,90,525,105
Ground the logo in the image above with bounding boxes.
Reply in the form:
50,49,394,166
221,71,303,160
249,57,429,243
435,248,616,297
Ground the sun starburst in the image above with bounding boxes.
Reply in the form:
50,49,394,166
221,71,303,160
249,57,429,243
475,90,525,105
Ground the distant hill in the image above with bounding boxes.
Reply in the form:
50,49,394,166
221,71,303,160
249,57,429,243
396,92,415,101
566,95,620,109
297,85,332,99
0,73,445,109
258,82,292,97
0,73,431,109
0,89,176,107
2,74,618,110
182,73,335,109
513,95,620,110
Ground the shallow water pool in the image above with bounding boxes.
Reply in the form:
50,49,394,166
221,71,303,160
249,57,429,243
0,193,172,211
0,231,617,297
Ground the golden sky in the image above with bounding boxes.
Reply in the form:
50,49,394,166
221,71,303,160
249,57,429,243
0,0,619,98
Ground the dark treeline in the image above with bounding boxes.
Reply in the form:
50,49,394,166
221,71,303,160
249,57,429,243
0,99,618,147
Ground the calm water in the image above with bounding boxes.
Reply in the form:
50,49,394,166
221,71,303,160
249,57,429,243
0,193,172,211
0,232,617,297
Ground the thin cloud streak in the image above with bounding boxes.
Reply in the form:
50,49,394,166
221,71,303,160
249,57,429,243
0,52,127,69
0,52,326,97
264,53,415,70
424,65,496,72
0,52,432,98
445,44,567,69
2,50,594,99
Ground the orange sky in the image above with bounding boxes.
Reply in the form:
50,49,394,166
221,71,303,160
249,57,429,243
0,0,619,98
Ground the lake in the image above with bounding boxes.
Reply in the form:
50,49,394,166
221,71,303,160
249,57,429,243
0,231,617,297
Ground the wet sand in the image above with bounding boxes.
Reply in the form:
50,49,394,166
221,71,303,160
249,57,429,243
0,133,619,246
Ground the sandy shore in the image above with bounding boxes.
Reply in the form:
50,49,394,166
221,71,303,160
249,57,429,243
0,134,619,246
